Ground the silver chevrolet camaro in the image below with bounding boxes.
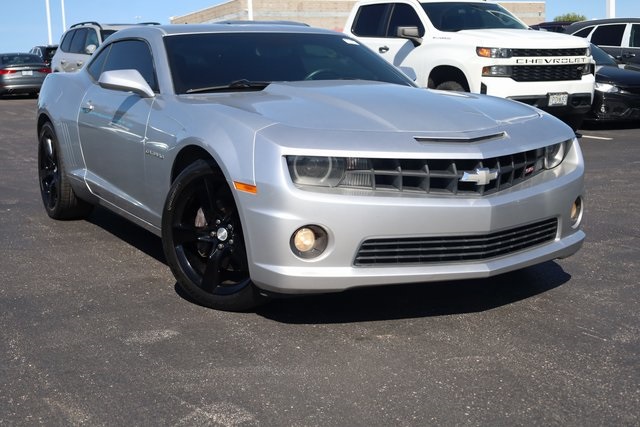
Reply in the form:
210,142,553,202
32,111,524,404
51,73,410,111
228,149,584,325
37,24,585,311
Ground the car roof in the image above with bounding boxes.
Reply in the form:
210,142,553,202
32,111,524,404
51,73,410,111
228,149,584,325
565,17,640,33
69,21,160,31
111,22,340,39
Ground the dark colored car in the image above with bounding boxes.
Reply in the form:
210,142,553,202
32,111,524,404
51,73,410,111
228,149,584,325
565,18,640,70
29,45,58,68
590,43,640,121
530,21,572,33
0,53,51,97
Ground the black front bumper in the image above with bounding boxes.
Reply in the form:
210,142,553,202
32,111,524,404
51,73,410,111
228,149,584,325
589,90,640,121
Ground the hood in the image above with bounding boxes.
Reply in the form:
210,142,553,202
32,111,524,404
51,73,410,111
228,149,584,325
192,81,541,135
451,28,588,48
596,64,640,87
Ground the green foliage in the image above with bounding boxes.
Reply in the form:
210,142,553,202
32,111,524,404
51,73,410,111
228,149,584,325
554,13,587,23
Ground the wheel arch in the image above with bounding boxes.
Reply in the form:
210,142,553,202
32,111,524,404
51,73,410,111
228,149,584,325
428,66,470,91
37,112,53,135
170,145,221,183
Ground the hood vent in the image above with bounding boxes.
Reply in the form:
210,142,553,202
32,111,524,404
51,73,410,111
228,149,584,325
414,131,506,144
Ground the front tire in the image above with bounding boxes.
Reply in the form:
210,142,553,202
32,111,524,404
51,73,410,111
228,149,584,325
435,80,466,92
161,160,265,311
38,122,93,220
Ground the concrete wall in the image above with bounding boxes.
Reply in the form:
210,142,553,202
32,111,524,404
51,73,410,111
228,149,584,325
170,1,546,29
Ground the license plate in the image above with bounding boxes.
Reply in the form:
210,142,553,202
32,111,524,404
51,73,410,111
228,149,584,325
548,92,568,107
22,70,33,76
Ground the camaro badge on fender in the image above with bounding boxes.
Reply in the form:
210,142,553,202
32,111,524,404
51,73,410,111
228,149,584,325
460,168,499,186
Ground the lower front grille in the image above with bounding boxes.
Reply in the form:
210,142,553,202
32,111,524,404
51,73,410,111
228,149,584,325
354,218,558,266
512,65,583,81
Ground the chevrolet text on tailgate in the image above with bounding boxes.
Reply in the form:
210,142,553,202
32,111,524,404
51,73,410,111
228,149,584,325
345,0,595,129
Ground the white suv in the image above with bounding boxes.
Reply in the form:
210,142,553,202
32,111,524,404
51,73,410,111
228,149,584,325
51,21,158,72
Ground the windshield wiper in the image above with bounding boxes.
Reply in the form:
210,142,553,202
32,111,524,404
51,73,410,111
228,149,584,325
185,79,271,94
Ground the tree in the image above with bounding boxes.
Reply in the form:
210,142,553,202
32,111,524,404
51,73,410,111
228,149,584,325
554,13,587,22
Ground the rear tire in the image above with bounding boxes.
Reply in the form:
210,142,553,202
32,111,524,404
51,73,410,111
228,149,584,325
38,122,93,220
161,160,265,312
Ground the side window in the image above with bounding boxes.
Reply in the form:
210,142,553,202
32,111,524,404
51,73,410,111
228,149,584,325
388,3,425,37
60,30,75,52
573,26,594,38
630,24,640,48
101,40,158,92
591,24,626,46
86,29,99,50
352,4,389,37
87,44,111,80
69,28,88,54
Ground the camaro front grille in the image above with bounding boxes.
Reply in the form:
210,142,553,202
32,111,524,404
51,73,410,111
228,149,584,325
512,65,584,82
354,218,558,266
335,149,546,196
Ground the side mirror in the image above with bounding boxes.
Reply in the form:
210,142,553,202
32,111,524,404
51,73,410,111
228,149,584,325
85,44,97,55
397,26,423,46
98,69,155,98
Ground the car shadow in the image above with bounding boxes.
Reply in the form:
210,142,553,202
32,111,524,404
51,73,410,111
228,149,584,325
86,207,571,323
581,120,640,131
255,261,570,323
87,206,166,264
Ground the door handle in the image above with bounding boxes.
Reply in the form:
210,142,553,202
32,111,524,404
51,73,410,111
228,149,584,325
81,101,94,113
622,52,636,58
379,46,390,53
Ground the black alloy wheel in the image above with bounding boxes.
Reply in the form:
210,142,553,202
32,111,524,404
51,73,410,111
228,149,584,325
38,122,92,219
162,160,264,311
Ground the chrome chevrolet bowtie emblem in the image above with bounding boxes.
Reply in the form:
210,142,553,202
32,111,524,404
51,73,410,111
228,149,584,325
460,167,499,186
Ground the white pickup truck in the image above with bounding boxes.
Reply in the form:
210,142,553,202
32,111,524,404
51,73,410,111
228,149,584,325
344,0,595,129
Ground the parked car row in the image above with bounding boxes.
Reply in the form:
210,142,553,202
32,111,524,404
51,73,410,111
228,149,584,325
531,17,640,122
0,53,50,97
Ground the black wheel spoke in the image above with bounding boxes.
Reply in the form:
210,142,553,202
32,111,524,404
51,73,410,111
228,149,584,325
201,247,227,292
172,223,201,246
196,176,220,222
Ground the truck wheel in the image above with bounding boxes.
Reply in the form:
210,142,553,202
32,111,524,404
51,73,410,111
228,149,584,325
435,81,466,92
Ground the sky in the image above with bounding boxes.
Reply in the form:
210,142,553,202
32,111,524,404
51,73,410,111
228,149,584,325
1,0,640,53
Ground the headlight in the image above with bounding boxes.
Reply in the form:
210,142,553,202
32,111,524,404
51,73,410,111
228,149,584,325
476,47,512,58
594,82,620,93
482,65,512,77
288,156,346,187
544,140,568,169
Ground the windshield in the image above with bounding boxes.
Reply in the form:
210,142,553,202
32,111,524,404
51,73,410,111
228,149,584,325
164,32,414,94
422,2,528,32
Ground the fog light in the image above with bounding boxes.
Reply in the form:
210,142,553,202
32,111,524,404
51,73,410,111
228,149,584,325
570,196,583,229
291,225,328,259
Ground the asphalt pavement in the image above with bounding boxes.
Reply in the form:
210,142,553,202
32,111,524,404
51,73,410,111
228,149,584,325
1,97,638,426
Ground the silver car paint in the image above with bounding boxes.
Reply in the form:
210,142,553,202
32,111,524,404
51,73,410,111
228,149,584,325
37,25,585,294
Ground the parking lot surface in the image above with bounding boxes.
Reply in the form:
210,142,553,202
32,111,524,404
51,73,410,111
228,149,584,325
1,97,638,425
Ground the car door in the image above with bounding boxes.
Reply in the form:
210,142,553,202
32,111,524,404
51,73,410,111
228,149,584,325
589,23,626,62
621,24,640,69
78,39,158,223
351,3,420,67
63,28,89,72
